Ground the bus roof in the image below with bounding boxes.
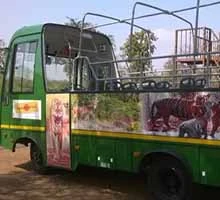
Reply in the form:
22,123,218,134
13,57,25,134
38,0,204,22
11,24,44,42
10,23,112,46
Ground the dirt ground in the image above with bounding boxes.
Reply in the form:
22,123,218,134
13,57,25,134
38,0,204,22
0,146,220,200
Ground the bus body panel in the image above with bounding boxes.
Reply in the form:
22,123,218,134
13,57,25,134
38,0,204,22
0,32,47,165
72,132,220,186
70,92,220,186
200,146,220,185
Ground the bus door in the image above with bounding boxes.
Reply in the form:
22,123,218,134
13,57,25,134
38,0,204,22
46,94,71,169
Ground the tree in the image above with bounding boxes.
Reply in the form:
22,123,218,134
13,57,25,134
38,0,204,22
65,17,96,31
120,30,157,74
65,17,115,47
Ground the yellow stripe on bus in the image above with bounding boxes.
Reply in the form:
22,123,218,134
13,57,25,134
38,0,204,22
71,129,220,146
1,124,220,146
1,124,45,132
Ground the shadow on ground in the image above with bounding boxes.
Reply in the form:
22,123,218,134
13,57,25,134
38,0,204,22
0,161,148,200
0,146,220,200
0,162,219,200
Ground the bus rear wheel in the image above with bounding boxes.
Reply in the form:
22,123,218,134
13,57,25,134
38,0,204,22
30,143,47,174
147,157,192,200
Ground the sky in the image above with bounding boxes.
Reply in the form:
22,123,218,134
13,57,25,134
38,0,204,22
1,0,220,68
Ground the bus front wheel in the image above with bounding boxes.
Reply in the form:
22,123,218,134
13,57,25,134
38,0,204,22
147,157,192,200
30,143,47,174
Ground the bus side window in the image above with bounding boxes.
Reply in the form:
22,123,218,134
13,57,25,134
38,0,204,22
12,41,37,93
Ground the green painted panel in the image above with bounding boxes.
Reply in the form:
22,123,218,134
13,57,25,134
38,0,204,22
0,32,47,165
200,146,220,186
0,131,13,149
70,134,79,170
72,134,203,183
75,135,96,166
115,139,132,171
96,137,115,169
10,25,43,43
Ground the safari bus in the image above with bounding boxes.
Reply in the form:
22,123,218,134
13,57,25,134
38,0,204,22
1,1,220,200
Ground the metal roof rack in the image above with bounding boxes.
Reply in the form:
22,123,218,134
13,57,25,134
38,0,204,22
74,1,220,91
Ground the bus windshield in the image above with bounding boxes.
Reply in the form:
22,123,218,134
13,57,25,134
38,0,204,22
43,24,116,92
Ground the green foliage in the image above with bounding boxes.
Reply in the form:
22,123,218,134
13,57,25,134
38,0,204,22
77,94,97,106
120,30,157,73
77,93,140,122
96,93,139,121
65,17,115,47
74,93,141,132
65,17,96,31
47,80,69,91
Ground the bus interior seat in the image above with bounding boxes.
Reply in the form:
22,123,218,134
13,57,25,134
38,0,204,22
195,78,206,88
180,77,195,89
105,81,121,91
141,80,156,90
121,82,137,91
156,81,172,89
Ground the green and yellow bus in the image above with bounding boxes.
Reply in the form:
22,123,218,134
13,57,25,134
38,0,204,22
2,2,220,200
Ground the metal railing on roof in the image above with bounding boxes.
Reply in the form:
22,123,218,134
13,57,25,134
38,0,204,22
71,1,220,91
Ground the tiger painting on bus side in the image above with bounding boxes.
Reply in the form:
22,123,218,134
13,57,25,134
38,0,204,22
148,92,220,139
46,94,71,169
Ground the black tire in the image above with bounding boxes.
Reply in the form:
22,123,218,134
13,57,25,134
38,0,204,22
147,157,192,200
30,143,47,174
